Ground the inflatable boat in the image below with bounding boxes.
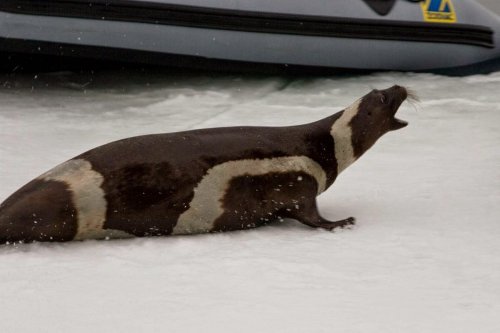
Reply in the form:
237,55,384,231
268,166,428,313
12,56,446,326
1,0,500,73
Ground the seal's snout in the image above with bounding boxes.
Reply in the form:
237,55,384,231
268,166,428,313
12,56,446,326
383,85,411,131
394,85,407,101
387,85,408,106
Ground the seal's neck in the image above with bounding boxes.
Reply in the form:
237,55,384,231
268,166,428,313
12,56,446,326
329,100,361,175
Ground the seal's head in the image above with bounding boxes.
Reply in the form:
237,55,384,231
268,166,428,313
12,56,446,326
349,85,412,156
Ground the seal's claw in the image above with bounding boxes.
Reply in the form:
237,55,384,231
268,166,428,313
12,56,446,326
316,217,356,231
341,217,356,230
345,217,356,226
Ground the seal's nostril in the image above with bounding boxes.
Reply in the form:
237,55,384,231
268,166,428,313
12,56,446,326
401,88,408,100
392,85,408,100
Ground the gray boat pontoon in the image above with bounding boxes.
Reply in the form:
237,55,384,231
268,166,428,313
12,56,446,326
1,0,499,73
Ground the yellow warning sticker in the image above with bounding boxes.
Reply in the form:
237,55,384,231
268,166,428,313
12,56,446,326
421,0,457,23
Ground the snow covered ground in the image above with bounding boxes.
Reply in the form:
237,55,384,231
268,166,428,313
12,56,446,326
0,70,499,332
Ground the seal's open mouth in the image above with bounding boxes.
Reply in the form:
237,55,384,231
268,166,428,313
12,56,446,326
389,86,417,131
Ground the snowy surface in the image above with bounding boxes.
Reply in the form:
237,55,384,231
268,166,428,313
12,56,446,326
0,70,499,332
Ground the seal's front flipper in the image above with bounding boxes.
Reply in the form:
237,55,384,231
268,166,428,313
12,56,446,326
312,217,355,230
288,199,355,231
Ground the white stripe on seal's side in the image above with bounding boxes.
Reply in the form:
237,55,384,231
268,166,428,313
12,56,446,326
172,156,327,235
39,159,134,240
330,99,361,175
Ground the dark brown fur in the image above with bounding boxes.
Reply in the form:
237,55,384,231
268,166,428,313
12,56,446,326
81,122,341,237
0,180,78,243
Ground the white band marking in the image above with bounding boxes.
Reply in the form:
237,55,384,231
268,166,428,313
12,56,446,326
330,100,360,174
172,156,327,235
39,159,133,240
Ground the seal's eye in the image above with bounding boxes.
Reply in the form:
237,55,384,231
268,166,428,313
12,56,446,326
380,93,388,104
